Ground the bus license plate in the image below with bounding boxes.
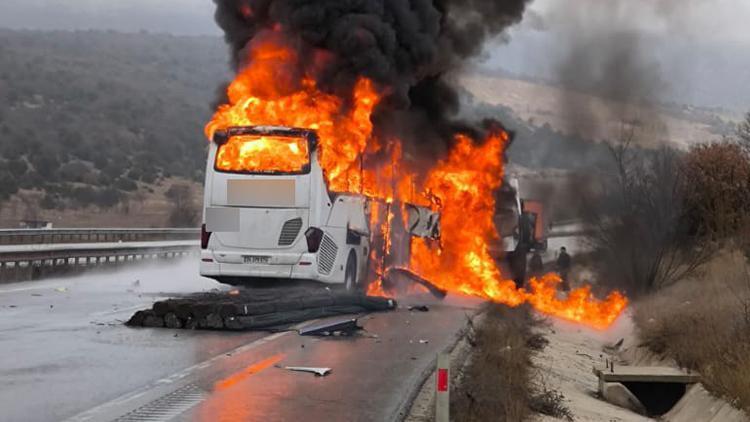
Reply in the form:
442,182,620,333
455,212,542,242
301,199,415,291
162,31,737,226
244,255,270,264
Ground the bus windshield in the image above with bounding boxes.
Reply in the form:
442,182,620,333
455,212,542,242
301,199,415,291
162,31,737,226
215,134,311,175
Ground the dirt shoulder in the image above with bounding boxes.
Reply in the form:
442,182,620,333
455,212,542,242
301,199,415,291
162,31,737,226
531,314,652,422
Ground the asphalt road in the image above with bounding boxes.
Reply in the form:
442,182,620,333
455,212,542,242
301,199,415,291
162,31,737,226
0,259,480,422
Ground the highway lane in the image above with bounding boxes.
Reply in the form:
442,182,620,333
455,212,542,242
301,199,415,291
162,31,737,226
0,261,266,422
0,259,482,422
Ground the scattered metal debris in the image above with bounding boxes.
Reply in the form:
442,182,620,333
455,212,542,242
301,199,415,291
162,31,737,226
408,305,430,312
283,366,332,377
602,338,624,354
575,351,594,360
299,318,361,337
384,267,447,299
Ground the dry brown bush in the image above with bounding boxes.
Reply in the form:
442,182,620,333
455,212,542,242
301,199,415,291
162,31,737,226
634,251,750,412
738,112,750,153
682,143,750,238
452,305,571,421
452,305,533,421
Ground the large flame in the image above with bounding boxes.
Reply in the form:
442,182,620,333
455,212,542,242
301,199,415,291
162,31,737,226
409,132,628,329
206,34,379,192
207,32,628,329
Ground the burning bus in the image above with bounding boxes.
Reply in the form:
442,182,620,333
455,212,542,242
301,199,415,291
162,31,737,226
199,125,439,289
196,11,629,328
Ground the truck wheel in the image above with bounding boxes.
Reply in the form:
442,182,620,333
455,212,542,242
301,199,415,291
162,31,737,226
345,251,357,292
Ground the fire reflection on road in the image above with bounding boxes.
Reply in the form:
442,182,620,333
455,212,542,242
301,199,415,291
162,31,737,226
197,353,285,421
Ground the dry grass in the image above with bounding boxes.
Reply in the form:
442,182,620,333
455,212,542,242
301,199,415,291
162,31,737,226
634,250,750,411
452,304,533,421
452,304,570,421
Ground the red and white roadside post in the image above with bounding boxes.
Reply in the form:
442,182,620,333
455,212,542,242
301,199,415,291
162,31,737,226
436,353,450,422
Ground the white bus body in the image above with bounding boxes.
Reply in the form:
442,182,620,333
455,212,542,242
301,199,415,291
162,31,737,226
199,126,437,290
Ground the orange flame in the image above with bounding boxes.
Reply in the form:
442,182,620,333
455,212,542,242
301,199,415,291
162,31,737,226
367,279,387,297
409,132,628,329
215,134,310,174
205,34,379,192
207,33,628,329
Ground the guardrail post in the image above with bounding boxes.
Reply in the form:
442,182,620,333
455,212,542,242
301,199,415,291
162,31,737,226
436,353,450,422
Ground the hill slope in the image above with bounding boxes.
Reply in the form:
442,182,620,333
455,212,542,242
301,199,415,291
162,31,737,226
0,29,228,209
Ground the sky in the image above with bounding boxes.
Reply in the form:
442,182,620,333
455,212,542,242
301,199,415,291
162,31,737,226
487,0,750,110
0,0,748,110
0,0,219,35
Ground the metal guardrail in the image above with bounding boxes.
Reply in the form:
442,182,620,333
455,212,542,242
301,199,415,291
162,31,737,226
0,228,201,282
0,240,199,266
0,228,199,245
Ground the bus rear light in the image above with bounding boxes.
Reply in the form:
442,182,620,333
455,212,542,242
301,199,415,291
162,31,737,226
201,224,212,249
298,261,312,266
304,227,324,253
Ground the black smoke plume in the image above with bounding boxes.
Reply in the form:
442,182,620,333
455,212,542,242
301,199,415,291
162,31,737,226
212,0,531,158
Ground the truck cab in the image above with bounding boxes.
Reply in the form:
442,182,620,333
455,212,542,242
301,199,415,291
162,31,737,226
493,178,548,287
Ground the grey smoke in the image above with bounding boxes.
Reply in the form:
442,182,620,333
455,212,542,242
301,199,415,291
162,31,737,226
551,1,676,144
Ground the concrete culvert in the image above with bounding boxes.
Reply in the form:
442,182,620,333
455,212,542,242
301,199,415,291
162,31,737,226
595,366,699,416
622,381,687,416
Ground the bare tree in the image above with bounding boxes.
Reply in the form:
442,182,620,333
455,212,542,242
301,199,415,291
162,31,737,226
739,112,750,153
584,127,712,295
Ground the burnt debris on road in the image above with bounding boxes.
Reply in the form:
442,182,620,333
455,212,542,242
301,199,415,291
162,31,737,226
126,287,396,331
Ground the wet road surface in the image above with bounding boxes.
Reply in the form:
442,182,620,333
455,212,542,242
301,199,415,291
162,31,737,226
0,260,481,422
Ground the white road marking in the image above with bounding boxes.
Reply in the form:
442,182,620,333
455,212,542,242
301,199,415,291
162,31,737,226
63,319,318,422
0,284,65,294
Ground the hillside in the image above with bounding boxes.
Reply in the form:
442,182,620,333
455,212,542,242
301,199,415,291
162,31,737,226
0,29,733,228
461,73,736,149
0,29,227,219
